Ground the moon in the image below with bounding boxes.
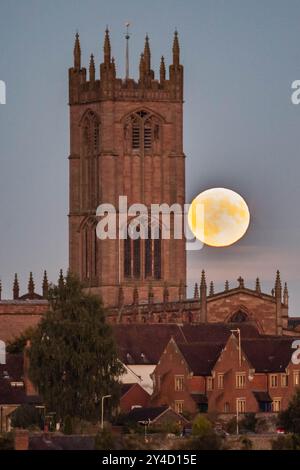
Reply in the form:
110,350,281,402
188,188,250,247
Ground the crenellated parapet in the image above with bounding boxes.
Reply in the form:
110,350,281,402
69,29,183,105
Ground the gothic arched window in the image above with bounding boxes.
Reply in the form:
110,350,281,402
80,110,100,210
81,218,98,286
123,223,161,280
229,310,249,323
124,110,161,154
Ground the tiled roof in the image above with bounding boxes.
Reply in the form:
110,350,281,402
253,391,272,402
0,354,23,381
119,405,169,423
0,354,41,405
190,393,208,404
242,338,295,372
120,383,134,396
113,323,259,365
177,342,224,375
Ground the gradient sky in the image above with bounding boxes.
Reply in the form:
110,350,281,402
1,0,300,314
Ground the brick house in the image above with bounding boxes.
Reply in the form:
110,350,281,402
151,333,300,416
119,405,189,429
115,323,259,394
0,354,41,432
119,383,150,413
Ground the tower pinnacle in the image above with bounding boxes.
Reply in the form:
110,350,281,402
144,34,151,74
125,22,131,80
74,32,81,70
89,54,95,82
173,29,180,66
104,27,111,65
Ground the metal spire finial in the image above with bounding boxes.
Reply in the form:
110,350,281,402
125,22,131,80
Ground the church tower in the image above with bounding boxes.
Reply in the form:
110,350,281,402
68,29,186,307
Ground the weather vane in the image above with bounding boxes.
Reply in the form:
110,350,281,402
125,22,131,81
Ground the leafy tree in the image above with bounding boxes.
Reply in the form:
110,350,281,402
0,433,14,450
240,436,253,450
7,327,35,354
11,404,43,430
182,415,222,450
95,427,116,450
272,434,300,450
278,389,300,434
192,414,213,438
240,413,257,433
28,274,124,422
226,417,238,435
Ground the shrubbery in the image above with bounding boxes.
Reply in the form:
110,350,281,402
182,415,222,450
11,404,43,430
0,433,14,450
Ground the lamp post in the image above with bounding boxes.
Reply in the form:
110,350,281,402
231,328,241,435
139,419,150,443
101,395,111,430
236,401,239,435
230,328,241,366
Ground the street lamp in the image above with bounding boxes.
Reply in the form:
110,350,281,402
139,419,150,443
231,328,241,436
101,395,111,430
236,400,239,435
230,328,241,366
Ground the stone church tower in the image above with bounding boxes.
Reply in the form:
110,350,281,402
68,29,186,307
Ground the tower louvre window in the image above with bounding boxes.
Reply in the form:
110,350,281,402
145,236,152,277
128,111,160,153
154,237,161,279
132,124,140,149
93,123,99,152
124,224,161,280
133,238,141,278
144,126,152,150
124,237,131,278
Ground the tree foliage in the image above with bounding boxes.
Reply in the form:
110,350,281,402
11,404,43,430
278,388,300,434
181,414,222,450
7,327,35,354
192,414,213,438
0,433,14,450
272,434,300,450
240,413,257,433
28,274,124,421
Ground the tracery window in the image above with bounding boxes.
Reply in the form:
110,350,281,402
124,110,161,154
81,110,100,210
229,310,249,323
81,218,98,285
123,223,161,280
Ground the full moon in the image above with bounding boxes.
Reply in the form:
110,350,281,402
188,188,250,247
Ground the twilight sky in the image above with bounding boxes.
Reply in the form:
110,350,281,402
0,0,300,314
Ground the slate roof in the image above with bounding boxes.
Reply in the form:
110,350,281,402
122,405,169,423
242,338,295,372
0,354,41,405
190,393,208,404
113,323,259,365
177,342,224,375
0,354,23,381
119,405,188,424
253,391,272,403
